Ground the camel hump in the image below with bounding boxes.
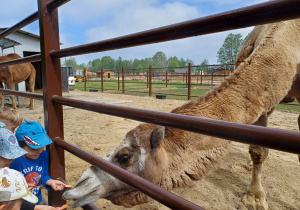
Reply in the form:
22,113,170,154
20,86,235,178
6,54,21,59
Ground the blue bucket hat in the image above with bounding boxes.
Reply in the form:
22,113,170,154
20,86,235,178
0,128,28,159
16,120,52,149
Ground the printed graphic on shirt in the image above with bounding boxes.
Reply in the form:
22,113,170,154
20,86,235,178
25,172,41,195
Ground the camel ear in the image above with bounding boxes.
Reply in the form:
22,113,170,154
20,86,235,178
151,126,165,149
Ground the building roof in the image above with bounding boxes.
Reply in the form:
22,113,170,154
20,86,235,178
0,28,40,40
0,37,21,49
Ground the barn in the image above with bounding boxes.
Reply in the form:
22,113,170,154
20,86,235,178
0,28,69,91
0,28,44,89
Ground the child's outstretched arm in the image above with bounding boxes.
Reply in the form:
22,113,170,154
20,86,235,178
45,179,71,191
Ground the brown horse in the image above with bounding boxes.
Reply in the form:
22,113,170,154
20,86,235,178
0,54,36,109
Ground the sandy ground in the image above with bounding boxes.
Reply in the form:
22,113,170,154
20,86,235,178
15,90,300,210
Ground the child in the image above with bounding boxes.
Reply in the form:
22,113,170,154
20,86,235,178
0,107,23,132
10,120,69,205
0,128,27,169
0,167,38,210
0,109,62,210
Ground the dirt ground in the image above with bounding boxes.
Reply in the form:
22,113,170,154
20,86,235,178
16,90,300,210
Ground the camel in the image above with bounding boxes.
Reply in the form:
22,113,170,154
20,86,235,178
63,18,300,209
0,54,35,109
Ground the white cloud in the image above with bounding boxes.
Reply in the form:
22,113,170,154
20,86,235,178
84,1,199,42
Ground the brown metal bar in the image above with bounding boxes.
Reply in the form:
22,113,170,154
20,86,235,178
38,0,65,206
50,0,300,58
54,137,204,210
0,54,41,68
146,71,148,89
47,0,70,11
101,68,104,92
0,89,43,100
188,63,191,100
117,70,120,90
0,12,38,40
122,67,125,94
149,65,152,97
0,0,69,40
51,95,300,154
165,71,168,88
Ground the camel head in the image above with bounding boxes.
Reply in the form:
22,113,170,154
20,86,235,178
63,119,229,208
63,123,171,208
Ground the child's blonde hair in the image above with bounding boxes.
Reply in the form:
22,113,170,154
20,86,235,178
0,107,23,127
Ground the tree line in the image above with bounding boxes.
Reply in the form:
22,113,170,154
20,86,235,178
63,33,249,72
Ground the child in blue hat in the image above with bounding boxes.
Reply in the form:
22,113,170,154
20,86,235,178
0,107,27,168
10,120,69,206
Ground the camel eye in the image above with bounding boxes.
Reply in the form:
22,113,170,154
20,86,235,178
119,154,130,164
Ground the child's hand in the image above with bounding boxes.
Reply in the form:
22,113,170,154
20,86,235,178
27,183,36,191
46,179,71,191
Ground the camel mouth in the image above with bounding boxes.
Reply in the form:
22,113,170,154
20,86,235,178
65,189,100,208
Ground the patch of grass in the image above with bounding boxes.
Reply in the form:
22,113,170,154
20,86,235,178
276,103,300,112
74,81,300,112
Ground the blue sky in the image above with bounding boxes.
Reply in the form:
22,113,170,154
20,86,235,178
0,0,266,66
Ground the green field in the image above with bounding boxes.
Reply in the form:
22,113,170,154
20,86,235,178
73,81,300,112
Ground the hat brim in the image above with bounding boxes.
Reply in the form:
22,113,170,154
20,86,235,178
22,191,38,204
1,146,28,159
23,133,53,149
0,191,11,202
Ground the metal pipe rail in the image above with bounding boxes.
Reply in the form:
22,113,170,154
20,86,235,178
0,89,43,100
0,54,41,68
0,0,68,40
54,137,204,210
51,95,300,154
50,0,300,58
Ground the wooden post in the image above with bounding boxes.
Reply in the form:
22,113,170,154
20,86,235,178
188,63,191,100
201,71,203,86
146,71,149,88
84,69,87,92
166,71,168,88
211,73,214,86
38,0,65,206
118,70,120,90
149,65,152,97
122,67,125,94
101,68,104,92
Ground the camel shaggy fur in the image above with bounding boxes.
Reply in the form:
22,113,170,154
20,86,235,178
63,19,300,209
0,54,36,109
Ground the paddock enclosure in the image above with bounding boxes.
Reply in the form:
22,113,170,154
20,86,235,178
0,0,300,209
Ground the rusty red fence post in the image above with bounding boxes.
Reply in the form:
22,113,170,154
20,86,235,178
146,71,149,88
188,63,191,100
101,67,104,92
118,70,120,90
122,67,125,94
84,69,87,91
38,0,65,206
166,71,168,88
149,65,152,97
201,71,203,86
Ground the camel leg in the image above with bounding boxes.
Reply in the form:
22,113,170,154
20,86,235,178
6,82,17,109
26,72,35,110
0,82,4,108
242,113,269,210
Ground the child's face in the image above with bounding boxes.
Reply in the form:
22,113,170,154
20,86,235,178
0,157,13,168
23,145,44,160
4,125,17,133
